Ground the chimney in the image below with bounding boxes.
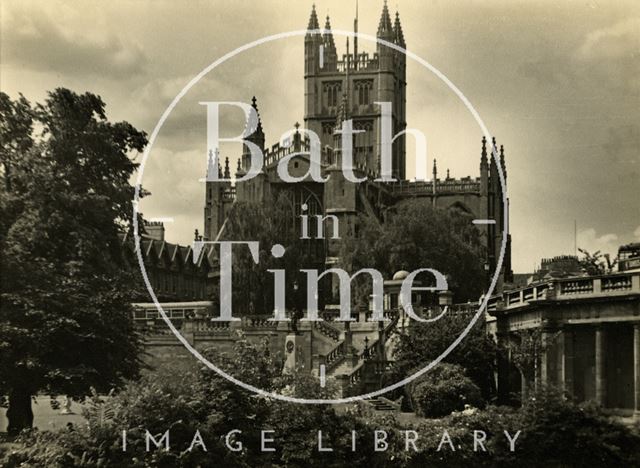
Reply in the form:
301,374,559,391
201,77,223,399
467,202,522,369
144,221,165,241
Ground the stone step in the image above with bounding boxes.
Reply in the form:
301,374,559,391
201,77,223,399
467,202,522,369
365,397,397,412
329,360,353,376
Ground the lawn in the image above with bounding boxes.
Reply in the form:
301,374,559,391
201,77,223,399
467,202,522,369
0,396,87,433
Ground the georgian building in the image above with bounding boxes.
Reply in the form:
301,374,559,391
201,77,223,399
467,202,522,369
488,252,640,416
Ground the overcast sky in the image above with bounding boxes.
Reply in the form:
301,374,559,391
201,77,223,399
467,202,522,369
1,0,638,273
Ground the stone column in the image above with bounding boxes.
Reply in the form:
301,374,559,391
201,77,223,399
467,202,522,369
560,328,574,396
358,304,368,323
595,325,606,407
539,323,557,386
496,317,511,404
520,371,529,402
634,323,640,416
540,333,550,384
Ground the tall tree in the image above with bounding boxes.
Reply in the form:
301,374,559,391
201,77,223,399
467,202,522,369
220,192,318,315
339,201,493,398
0,89,147,434
392,313,498,400
339,200,486,304
578,248,617,275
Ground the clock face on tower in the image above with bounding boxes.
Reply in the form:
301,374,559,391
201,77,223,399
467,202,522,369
133,21,508,404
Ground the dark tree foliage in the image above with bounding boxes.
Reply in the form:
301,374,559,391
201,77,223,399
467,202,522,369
408,363,484,417
392,312,498,401
339,200,486,304
338,200,494,398
506,328,560,401
1,339,378,467
0,89,147,434
220,192,319,315
5,367,640,467
578,248,617,275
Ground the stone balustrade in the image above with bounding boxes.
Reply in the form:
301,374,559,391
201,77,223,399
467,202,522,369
324,341,346,372
263,135,312,167
313,320,341,341
490,271,640,311
385,178,481,196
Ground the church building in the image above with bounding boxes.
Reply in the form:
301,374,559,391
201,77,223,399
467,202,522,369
203,3,513,299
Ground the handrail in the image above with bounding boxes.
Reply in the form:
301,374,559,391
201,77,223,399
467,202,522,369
313,320,341,341
324,340,346,372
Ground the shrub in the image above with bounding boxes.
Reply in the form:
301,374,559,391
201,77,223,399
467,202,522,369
410,363,484,417
515,387,640,467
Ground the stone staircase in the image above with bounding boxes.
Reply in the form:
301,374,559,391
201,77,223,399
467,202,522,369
330,359,353,376
313,320,341,342
365,396,402,412
314,312,401,395
323,340,347,372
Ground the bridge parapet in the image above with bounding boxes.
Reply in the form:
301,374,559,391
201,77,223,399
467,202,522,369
488,271,640,314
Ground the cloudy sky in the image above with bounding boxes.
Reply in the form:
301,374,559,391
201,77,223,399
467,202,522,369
1,0,638,273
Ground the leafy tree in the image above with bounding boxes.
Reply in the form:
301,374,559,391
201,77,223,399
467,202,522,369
515,387,640,467
339,201,492,400
339,200,486,305
578,248,617,275
507,328,560,401
408,363,484,418
220,192,320,315
0,93,33,192
0,89,147,434
392,312,497,401
4,375,640,467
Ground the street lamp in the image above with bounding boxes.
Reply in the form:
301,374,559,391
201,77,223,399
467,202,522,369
364,336,370,360
291,279,300,334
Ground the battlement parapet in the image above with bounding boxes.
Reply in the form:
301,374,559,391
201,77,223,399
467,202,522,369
335,53,380,72
264,134,311,167
386,177,481,195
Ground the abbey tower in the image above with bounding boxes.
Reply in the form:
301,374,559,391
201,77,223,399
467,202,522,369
204,2,513,292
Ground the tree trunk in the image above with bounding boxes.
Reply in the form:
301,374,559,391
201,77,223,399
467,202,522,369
6,388,33,435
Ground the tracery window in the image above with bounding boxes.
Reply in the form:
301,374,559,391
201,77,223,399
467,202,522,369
354,80,373,106
323,81,342,108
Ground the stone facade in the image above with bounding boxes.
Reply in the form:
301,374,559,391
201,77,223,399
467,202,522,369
488,270,640,415
122,221,214,302
203,4,513,292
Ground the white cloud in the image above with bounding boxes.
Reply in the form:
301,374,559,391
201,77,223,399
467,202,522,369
634,225,640,240
578,18,640,59
577,227,619,257
575,17,640,93
1,3,147,78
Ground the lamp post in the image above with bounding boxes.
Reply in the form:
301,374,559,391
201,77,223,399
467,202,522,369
364,336,370,360
291,280,300,334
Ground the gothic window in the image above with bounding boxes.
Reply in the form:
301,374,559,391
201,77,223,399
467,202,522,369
323,81,341,108
353,120,374,169
354,120,373,132
354,80,373,106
